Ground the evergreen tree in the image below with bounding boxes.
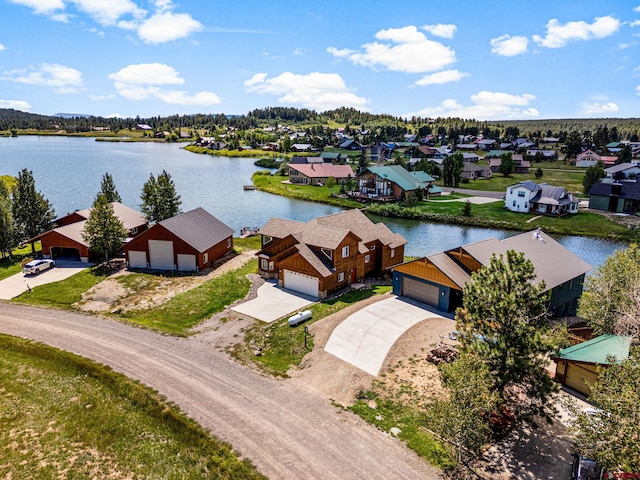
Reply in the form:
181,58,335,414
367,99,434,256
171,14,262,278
0,181,17,259
582,161,605,194
11,168,56,253
498,152,515,177
616,145,632,165
82,194,127,263
456,250,558,424
535,167,544,179
140,170,182,223
99,172,122,203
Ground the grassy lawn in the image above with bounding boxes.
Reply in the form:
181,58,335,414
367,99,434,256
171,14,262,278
350,387,454,470
0,242,42,281
233,235,262,252
233,285,391,377
0,334,264,480
118,259,257,335
252,173,361,208
12,265,106,308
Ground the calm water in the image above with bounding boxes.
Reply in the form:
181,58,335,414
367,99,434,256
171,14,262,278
0,136,628,267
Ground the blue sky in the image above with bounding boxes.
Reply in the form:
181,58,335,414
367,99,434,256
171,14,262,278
1,0,639,120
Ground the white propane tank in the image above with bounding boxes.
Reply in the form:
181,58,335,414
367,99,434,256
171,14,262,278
288,310,312,326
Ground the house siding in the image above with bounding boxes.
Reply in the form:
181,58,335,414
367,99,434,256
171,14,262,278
547,274,584,317
39,230,91,262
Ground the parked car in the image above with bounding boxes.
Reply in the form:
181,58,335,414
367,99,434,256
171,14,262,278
571,454,604,480
22,259,55,275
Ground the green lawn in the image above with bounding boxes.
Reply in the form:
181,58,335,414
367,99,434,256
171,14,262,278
118,259,258,335
0,242,42,281
12,266,107,308
235,285,392,376
0,334,264,480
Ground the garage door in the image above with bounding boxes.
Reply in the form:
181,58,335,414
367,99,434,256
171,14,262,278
177,254,197,272
50,247,80,261
148,240,174,270
401,277,440,307
283,270,319,298
128,250,147,269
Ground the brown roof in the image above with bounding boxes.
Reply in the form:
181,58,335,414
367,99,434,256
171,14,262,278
258,218,305,238
428,252,472,288
75,202,146,231
158,207,234,253
289,163,355,179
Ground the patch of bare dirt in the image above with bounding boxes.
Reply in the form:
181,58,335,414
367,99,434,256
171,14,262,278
76,251,256,313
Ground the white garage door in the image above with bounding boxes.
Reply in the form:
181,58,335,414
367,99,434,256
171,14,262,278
128,250,147,269
283,270,319,298
177,254,197,272
148,240,174,270
401,277,440,307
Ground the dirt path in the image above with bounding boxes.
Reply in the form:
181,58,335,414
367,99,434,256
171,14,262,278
0,302,442,480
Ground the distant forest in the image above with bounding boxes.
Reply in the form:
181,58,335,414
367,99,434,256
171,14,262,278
1,107,640,144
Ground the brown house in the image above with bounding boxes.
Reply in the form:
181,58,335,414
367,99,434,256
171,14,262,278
257,209,407,298
35,202,147,262
124,207,234,272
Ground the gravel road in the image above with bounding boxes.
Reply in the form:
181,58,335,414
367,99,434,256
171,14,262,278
0,302,442,480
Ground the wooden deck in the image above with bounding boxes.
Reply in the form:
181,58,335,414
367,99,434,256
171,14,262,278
240,226,260,238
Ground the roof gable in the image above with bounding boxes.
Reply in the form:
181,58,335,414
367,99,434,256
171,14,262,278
158,207,234,252
552,334,630,364
363,165,429,191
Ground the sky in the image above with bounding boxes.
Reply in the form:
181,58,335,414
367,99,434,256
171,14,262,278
1,0,640,121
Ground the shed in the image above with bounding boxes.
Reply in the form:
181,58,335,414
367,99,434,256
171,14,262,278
124,207,234,272
552,334,631,396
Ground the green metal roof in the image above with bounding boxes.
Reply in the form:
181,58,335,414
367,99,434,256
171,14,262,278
366,165,433,191
553,334,631,365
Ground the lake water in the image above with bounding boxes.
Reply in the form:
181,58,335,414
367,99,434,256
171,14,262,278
0,136,628,267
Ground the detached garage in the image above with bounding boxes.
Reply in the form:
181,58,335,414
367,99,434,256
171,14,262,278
124,207,234,272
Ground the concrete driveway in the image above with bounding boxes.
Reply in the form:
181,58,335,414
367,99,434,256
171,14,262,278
0,260,90,300
324,296,444,376
231,281,315,323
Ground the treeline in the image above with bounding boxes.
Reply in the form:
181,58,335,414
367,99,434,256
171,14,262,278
1,107,639,143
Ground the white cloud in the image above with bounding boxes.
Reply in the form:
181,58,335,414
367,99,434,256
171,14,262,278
421,23,457,39
414,70,468,86
0,43,6,51
72,0,145,26
0,99,32,111
532,16,621,48
637,85,640,95
407,91,539,120
581,102,619,115
631,20,640,27
9,0,64,15
328,25,456,74
490,34,529,56
137,11,203,44
634,5,640,13
108,63,220,105
244,71,369,111
293,47,305,56
0,63,84,93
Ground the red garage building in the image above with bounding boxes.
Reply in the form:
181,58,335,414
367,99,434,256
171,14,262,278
124,207,234,272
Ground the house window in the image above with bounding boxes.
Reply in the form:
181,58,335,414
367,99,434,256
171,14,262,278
261,258,268,270
342,246,349,258
370,245,376,251
518,191,526,197
130,227,138,235
203,253,209,264
525,203,528,209
513,200,516,206
390,249,395,258
262,235,272,245
322,248,333,259
365,254,370,263
338,272,345,282
227,238,231,248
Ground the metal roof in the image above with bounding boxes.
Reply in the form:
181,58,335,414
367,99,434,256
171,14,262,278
552,334,631,365
289,163,354,179
158,207,234,253
364,165,430,192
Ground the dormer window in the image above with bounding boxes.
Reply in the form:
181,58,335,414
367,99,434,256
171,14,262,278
322,248,333,259
341,246,349,258
262,235,272,245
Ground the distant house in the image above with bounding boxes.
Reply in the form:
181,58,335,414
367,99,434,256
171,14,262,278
456,143,477,151
505,181,578,215
124,207,234,272
392,229,592,316
257,209,407,298
290,143,313,152
461,162,491,180
603,162,640,180
588,179,640,214
476,139,496,150
319,152,344,163
461,152,480,162
288,163,355,185
575,149,617,167
136,124,153,131
489,153,530,174
526,149,557,161
34,203,147,262
339,139,365,150
354,165,440,201
552,334,631,396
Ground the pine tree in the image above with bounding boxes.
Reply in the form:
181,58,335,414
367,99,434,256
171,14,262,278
456,250,559,425
82,194,127,263
0,181,17,259
99,172,122,203
11,168,56,253
140,170,182,223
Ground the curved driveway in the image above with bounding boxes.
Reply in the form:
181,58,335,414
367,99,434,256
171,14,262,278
0,303,441,480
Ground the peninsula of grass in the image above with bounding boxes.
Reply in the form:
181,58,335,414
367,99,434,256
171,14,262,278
252,172,360,209
0,334,264,480
12,265,106,308
234,285,391,377
118,259,257,335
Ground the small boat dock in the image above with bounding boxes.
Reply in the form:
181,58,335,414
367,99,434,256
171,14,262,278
243,185,256,190
240,226,260,238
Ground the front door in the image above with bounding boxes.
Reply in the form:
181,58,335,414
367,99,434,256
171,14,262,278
350,269,356,284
